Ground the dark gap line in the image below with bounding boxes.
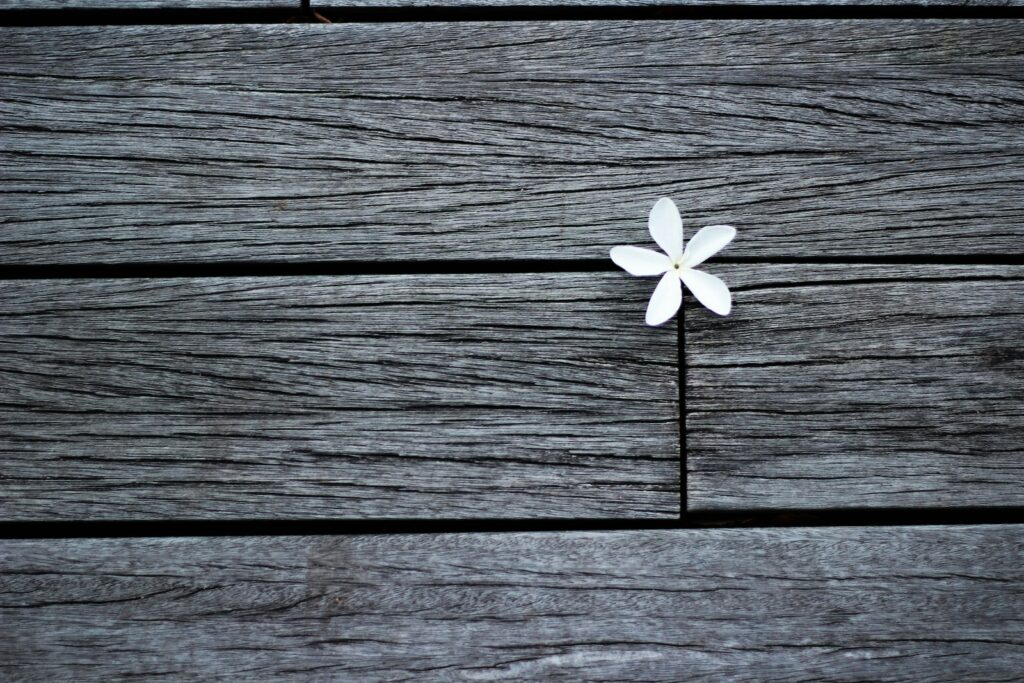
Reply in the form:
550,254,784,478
1,254,1022,280
678,306,687,518
717,254,1024,266
3,508,1024,539
0,8,300,25
0,259,615,279
3,5,1024,26
310,5,1024,23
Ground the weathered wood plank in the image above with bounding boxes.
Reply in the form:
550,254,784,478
686,264,1024,511
2,526,1022,680
0,273,678,520
2,21,1022,264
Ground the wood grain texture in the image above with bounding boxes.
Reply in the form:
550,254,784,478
0,273,678,520
2,525,1022,680
2,21,1022,264
686,264,1024,511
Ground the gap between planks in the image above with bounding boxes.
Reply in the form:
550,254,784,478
3,5,1024,25
6,508,1024,539
4,256,1024,282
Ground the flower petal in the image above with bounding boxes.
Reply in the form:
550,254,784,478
680,268,732,316
682,225,736,268
610,246,672,276
648,197,683,261
645,270,683,326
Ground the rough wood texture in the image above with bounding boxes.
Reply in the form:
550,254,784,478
686,264,1024,511
1,526,1021,680
2,21,1022,264
0,273,678,520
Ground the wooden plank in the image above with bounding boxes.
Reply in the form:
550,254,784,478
1,526,1022,679
1,21,1022,264
686,264,1024,511
0,273,678,520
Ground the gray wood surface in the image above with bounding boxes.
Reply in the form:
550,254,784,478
2,525,1022,680
2,21,1022,264
0,273,678,520
686,264,1024,511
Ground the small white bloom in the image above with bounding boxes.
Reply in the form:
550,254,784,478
610,197,736,326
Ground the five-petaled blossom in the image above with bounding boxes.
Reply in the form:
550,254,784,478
610,197,736,326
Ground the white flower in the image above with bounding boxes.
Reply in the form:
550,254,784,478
610,197,736,326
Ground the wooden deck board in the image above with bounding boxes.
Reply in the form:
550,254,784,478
0,273,679,520
2,21,1023,265
686,264,1024,511
2,525,1022,680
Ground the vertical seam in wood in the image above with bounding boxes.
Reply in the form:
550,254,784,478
679,308,686,518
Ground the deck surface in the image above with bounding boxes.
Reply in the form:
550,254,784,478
688,264,1024,510
0,274,678,519
4,526,1023,680
3,22,1023,264
0,1,1022,680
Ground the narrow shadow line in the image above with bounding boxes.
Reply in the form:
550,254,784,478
1,255,1021,280
309,4,1024,24
0,7,300,25
2,4,1024,26
0,259,617,280
679,305,687,518
3,508,1024,538
717,255,1024,266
